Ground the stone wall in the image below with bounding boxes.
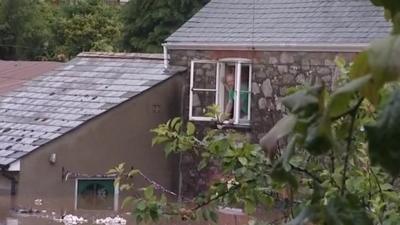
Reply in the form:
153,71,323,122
170,49,356,139
169,49,357,196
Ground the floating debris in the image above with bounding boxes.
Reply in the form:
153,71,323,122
54,214,88,225
95,216,126,225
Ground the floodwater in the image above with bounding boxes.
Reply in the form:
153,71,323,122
0,194,282,225
0,194,206,225
0,194,135,225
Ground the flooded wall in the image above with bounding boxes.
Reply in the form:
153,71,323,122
12,75,183,212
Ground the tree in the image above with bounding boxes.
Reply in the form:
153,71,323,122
121,0,209,53
111,1,400,224
0,0,56,60
53,0,122,59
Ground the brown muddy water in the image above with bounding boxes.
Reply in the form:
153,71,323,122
0,194,282,225
0,194,168,225
0,194,133,225
0,194,207,225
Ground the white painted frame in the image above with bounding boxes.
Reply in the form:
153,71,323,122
239,63,252,125
189,59,252,125
74,178,119,211
189,60,219,121
233,62,242,124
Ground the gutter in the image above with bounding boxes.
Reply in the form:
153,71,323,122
164,42,369,53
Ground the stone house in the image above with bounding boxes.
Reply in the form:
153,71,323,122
162,0,391,194
0,52,184,212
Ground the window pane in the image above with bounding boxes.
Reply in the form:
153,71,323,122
193,62,217,89
192,91,216,117
77,179,115,210
221,64,236,121
239,65,250,122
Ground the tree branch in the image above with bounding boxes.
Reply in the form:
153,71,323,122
331,98,364,121
290,163,322,183
191,179,257,211
340,98,363,196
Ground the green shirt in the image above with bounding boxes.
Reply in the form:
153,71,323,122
228,87,249,114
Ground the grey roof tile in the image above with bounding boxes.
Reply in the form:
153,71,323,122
0,52,185,166
166,0,391,45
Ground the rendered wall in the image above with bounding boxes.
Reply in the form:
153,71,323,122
15,75,183,212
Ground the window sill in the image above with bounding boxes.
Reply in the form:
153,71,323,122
217,123,251,130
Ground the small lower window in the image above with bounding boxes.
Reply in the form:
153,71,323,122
75,178,118,210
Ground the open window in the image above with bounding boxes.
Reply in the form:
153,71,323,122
75,178,118,211
189,59,252,125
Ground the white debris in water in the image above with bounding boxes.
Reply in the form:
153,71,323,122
34,199,43,206
95,215,127,225
54,214,88,225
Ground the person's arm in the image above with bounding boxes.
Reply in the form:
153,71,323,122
223,100,234,122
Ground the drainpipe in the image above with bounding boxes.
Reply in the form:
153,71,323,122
162,43,169,69
0,165,17,196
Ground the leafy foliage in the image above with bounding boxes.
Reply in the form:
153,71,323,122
366,90,400,176
54,0,122,59
113,1,400,224
0,0,56,60
121,0,209,52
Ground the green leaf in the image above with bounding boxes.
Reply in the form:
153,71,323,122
197,159,208,171
271,162,298,190
128,169,140,177
144,186,154,199
370,0,400,17
238,157,248,166
281,87,321,114
209,210,218,223
366,90,400,176
244,200,256,214
323,195,373,225
288,207,313,225
121,196,134,209
136,200,146,211
349,52,379,105
186,122,195,135
201,208,210,221
258,193,273,207
170,117,181,131
328,75,371,118
368,35,400,85
260,115,297,151
120,184,132,191
304,118,332,156
151,136,169,146
282,135,298,171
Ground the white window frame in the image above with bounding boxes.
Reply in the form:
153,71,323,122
74,177,119,211
189,60,219,121
189,58,252,125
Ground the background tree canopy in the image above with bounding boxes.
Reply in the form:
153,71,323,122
0,0,209,60
121,0,209,53
54,0,122,59
0,0,55,60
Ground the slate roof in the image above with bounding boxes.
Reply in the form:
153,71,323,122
166,0,391,46
0,60,62,94
0,52,184,166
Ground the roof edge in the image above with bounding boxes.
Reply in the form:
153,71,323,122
78,52,164,60
164,42,370,52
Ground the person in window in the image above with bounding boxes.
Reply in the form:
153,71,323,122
223,67,249,123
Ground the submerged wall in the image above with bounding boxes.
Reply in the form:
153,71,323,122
15,75,183,212
169,49,357,196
